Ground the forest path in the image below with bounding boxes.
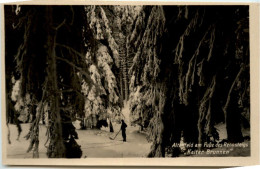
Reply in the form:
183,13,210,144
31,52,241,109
6,121,151,158
78,123,151,158
7,102,151,158
77,100,151,157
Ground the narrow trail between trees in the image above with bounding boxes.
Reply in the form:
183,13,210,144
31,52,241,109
7,123,151,158
7,103,151,158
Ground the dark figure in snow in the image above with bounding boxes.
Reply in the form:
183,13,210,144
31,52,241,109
121,120,127,142
109,120,114,132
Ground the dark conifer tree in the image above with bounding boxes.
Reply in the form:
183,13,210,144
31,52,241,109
5,5,94,158
129,6,249,157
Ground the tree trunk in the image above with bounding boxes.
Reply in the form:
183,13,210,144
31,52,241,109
148,115,165,157
119,60,124,100
224,66,245,143
226,92,244,143
45,6,65,158
148,85,167,157
118,34,128,101
123,55,129,100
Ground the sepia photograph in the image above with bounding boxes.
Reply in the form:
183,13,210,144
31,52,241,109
1,1,259,167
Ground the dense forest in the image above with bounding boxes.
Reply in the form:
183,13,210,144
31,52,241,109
5,5,249,158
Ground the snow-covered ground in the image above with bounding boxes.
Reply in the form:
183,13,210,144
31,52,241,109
6,101,250,158
6,121,250,158
6,121,151,158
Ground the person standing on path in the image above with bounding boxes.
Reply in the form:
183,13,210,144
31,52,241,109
121,120,127,142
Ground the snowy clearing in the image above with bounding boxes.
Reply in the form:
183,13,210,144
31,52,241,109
6,122,151,158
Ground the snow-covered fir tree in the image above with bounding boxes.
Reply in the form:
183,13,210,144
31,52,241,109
82,6,123,128
128,6,249,157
